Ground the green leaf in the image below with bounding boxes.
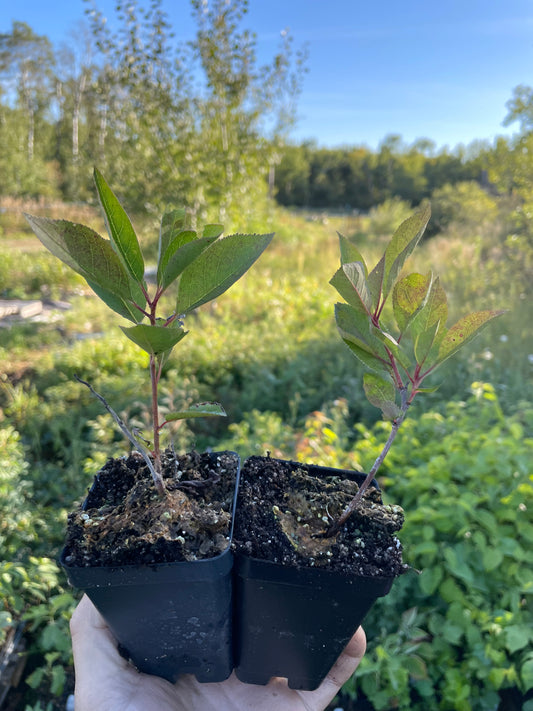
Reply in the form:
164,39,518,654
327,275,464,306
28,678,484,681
24,215,132,300
415,385,440,394
25,667,45,689
418,567,444,595
202,223,224,239
334,303,390,373
342,338,392,373
482,547,504,572
504,625,532,653
175,232,274,313
158,208,187,264
344,262,372,309
521,659,533,693
363,372,401,420
404,655,429,681
338,232,367,272
435,310,507,367
330,262,372,315
414,319,441,366
93,168,144,281
411,276,448,339
158,227,196,283
383,203,431,300
367,254,385,310
393,272,431,333
121,323,187,355
335,303,388,362
165,402,227,421
158,234,218,291
51,664,67,696
371,326,412,372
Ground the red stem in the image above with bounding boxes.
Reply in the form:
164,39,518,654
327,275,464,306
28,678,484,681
150,354,162,477
328,357,430,535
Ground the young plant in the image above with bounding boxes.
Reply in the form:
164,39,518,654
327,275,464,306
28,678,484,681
24,168,273,496
329,204,505,532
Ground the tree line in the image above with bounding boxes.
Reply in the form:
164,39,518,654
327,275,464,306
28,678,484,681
0,0,305,224
2,0,533,220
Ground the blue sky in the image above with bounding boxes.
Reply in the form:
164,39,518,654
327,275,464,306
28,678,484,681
4,0,533,151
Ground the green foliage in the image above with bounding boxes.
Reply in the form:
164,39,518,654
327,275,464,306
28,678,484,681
0,1,306,223
332,205,504,422
429,181,499,235
341,385,533,710
0,249,83,300
25,169,273,489
0,427,34,557
365,197,415,238
330,203,505,525
0,557,76,703
274,141,479,211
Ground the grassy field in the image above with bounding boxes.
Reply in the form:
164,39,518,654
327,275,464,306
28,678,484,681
1,195,532,710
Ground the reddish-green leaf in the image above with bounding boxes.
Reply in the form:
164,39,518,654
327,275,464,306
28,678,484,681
414,320,441,366
371,326,412,372
338,232,367,272
435,310,506,366
363,373,401,420
330,262,372,315
411,276,448,339
367,254,385,311
383,204,431,300
393,272,431,333
94,168,145,282
335,304,390,373
165,402,227,421
342,339,392,374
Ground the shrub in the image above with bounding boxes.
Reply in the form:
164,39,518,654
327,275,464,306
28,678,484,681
341,383,533,710
429,181,499,236
0,426,34,557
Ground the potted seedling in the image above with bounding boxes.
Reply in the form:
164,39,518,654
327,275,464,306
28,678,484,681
232,204,505,689
24,168,273,683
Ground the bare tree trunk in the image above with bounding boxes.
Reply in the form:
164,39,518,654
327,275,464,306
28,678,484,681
21,69,34,161
72,72,87,161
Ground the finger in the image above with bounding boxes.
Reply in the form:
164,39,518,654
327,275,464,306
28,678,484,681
298,626,367,710
70,595,133,684
70,595,117,656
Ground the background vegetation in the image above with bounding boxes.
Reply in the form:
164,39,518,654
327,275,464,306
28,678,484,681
1,1,533,710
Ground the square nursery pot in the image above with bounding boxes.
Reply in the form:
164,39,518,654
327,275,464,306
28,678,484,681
232,456,403,690
61,450,240,684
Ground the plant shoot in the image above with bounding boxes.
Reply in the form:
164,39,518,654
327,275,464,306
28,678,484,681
329,204,505,532
25,168,273,495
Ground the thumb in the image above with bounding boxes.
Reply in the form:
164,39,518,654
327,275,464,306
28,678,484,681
298,626,366,710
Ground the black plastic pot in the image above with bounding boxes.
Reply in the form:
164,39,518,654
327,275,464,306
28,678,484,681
61,451,240,684
233,457,397,690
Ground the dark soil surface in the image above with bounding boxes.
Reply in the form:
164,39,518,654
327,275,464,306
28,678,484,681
233,455,406,577
62,449,238,567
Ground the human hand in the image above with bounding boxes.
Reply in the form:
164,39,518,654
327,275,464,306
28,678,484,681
70,594,366,711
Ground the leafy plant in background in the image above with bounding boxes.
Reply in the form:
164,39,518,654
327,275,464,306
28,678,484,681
24,168,273,495
340,385,533,710
328,204,505,532
0,557,76,705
